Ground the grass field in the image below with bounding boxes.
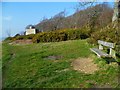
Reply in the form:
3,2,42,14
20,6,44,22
2,39,120,88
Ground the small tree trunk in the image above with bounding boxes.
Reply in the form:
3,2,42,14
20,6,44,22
112,0,120,22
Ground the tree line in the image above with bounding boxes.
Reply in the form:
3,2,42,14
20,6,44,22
35,3,113,32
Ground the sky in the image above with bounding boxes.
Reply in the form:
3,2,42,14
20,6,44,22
2,2,78,38
1,2,114,38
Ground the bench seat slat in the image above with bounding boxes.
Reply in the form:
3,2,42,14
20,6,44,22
90,48,110,57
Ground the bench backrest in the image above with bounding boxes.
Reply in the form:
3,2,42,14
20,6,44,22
98,40,115,48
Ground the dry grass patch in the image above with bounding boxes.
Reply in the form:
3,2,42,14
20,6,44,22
9,40,33,45
71,57,99,74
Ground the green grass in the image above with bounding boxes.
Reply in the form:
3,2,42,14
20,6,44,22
2,39,120,88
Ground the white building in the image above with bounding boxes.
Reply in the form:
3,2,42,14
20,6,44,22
25,25,36,35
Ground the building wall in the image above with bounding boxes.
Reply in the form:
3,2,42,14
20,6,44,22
26,29,36,35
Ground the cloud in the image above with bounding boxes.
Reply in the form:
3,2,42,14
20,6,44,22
3,16,12,21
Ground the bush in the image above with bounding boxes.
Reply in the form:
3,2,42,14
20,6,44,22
32,28,90,43
4,28,91,43
88,22,120,55
25,34,35,39
4,37,13,41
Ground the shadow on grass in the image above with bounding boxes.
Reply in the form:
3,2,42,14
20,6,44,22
103,57,120,66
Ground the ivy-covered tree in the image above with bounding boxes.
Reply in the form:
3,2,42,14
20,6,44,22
112,0,120,22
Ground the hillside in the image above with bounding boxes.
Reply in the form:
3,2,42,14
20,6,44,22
2,39,120,88
35,3,113,32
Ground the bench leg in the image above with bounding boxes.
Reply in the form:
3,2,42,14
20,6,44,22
109,48,116,58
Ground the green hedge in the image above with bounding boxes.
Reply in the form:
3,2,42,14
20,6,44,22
4,28,90,43
32,28,90,43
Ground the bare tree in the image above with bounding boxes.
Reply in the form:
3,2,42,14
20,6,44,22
52,10,67,30
78,0,120,22
6,29,11,37
36,2,114,32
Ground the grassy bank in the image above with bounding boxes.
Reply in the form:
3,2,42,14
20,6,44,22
2,39,120,88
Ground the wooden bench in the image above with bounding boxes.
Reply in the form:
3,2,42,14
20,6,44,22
90,40,116,58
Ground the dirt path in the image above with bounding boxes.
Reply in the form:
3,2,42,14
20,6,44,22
71,58,99,74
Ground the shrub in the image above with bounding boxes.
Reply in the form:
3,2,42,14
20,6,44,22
5,28,91,43
32,28,90,43
25,34,35,39
88,22,120,56
4,37,13,41
11,34,35,41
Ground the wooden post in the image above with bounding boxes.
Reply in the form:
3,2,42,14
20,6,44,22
109,48,116,58
99,44,103,50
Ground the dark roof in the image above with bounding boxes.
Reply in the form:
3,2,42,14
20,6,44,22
26,25,35,29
